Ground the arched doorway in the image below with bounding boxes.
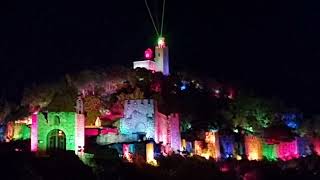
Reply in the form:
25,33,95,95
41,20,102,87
47,129,66,151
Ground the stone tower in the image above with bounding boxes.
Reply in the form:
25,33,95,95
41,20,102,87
76,95,84,114
155,37,169,75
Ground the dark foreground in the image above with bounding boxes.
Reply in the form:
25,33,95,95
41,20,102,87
1,148,320,180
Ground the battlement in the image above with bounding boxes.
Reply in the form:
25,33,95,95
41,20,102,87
168,113,179,118
124,99,155,118
126,99,153,105
120,99,155,139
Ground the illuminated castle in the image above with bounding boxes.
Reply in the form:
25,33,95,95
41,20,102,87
133,37,170,75
97,99,181,152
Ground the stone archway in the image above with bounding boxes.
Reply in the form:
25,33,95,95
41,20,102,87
47,129,66,151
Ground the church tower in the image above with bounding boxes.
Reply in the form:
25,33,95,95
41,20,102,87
155,37,169,75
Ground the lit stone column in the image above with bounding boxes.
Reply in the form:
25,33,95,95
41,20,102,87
75,114,85,154
31,113,38,152
146,142,155,164
169,113,181,152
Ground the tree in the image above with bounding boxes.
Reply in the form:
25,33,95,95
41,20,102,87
21,83,57,110
117,87,144,103
69,67,134,97
84,96,102,126
0,101,11,125
47,78,78,112
299,115,320,137
230,93,277,133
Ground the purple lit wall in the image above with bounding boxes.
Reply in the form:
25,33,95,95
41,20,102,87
186,141,193,153
169,113,181,151
297,137,311,156
220,135,234,158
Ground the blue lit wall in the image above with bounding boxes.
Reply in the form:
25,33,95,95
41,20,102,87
297,137,311,156
119,99,155,139
0,125,5,142
220,135,234,158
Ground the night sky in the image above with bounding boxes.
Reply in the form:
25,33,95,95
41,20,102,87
1,0,320,114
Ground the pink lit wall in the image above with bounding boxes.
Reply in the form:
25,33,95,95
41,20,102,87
31,114,38,152
101,128,118,135
313,138,320,156
155,112,168,144
85,129,100,136
85,128,118,136
75,114,85,154
277,139,299,161
123,144,132,161
155,112,181,151
123,144,129,155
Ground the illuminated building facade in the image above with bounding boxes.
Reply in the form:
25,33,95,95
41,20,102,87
120,99,155,139
155,112,181,151
31,112,85,154
98,99,181,152
155,37,169,75
133,37,170,75
133,60,157,72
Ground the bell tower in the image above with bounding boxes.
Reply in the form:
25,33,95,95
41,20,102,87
155,37,169,75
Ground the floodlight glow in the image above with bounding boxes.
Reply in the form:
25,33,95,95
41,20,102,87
245,135,263,161
144,48,153,59
157,37,165,48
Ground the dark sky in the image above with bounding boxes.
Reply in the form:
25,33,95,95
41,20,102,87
1,0,320,114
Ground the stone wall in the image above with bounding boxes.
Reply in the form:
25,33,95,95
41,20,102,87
36,112,76,152
75,114,85,154
169,113,181,151
96,133,139,145
155,112,168,144
155,112,181,151
120,99,155,139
